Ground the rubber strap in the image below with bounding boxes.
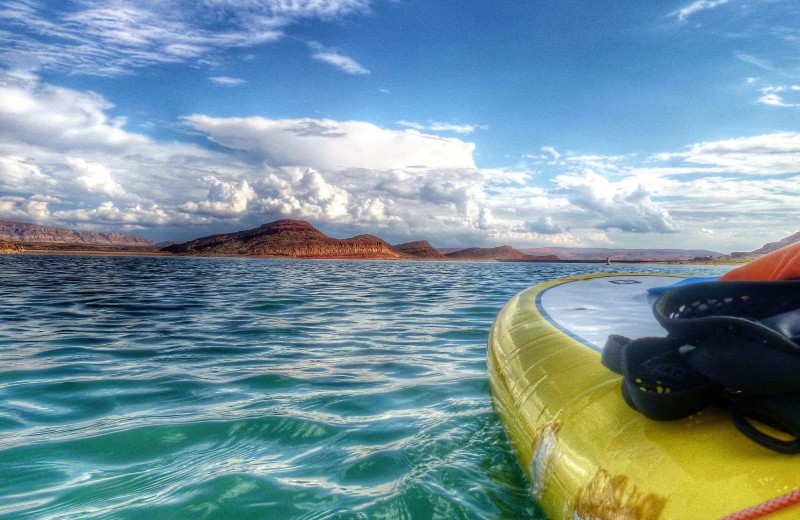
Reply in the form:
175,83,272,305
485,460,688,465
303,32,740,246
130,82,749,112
602,335,722,421
730,399,800,454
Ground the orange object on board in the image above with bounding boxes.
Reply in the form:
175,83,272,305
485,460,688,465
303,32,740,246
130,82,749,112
719,241,800,281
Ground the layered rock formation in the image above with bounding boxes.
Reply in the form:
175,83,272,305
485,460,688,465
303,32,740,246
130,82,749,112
0,219,153,246
392,241,446,259
0,239,24,253
163,219,429,259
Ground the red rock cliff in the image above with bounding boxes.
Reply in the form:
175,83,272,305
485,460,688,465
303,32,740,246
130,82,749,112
164,219,406,259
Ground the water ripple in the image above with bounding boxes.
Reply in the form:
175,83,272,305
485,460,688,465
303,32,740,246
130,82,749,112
0,254,732,519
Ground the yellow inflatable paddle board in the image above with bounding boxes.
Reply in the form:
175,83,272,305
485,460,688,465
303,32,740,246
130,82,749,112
488,273,799,520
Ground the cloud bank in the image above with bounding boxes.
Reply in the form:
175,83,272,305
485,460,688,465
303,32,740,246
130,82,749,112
2,71,799,251
184,115,476,171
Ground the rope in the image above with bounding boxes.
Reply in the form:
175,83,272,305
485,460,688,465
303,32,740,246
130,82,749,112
717,488,800,520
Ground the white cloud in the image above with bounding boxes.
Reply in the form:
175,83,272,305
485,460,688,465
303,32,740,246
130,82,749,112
3,71,800,251
477,208,495,229
540,146,561,163
254,0,371,19
757,86,800,107
396,120,480,135
760,93,787,106
306,40,369,75
0,0,370,75
68,157,128,198
520,216,564,235
208,76,247,87
354,197,394,223
256,168,351,220
671,0,730,22
0,155,52,193
554,170,678,233
675,132,800,174
428,122,477,134
395,120,425,131
53,201,171,227
180,178,257,218
0,196,42,222
1,195,170,229
183,115,476,170
0,72,149,152
310,50,370,75
0,72,507,244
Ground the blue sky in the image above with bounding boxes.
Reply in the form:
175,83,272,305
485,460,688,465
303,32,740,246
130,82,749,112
1,0,799,252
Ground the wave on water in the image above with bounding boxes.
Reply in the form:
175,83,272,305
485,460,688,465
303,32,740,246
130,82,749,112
0,255,731,519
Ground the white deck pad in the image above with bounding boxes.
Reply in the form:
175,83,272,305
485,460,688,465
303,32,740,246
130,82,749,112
537,275,683,352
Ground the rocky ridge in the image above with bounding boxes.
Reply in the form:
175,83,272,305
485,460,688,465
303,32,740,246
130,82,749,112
735,230,800,257
0,219,153,246
165,220,418,259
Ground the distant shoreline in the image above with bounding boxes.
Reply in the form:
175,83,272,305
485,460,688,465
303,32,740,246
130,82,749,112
5,247,747,265
2,218,750,263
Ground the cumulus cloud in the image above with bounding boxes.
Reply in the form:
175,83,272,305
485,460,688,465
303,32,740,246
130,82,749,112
256,168,351,220
184,115,476,170
68,158,128,198
53,201,171,227
354,197,394,223
520,216,564,235
0,195,170,229
0,71,148,152
0,71,231,230
0,71,503,243
180,178,257,218
0,155,53,193
554,170,678,233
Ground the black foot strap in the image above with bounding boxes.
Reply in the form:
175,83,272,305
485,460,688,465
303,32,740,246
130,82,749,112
601,279,800,454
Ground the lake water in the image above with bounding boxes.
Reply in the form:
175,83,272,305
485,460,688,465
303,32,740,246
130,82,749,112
0,255,733,520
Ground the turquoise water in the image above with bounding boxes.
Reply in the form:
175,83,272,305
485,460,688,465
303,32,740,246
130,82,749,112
0,255,733,520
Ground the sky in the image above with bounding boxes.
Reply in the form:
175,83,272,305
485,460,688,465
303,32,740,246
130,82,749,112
1,0,799,253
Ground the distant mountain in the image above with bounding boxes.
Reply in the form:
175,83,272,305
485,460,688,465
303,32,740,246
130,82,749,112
518,247,723,262
444,245,558,261
0,219,154,246
735,230,800,257
163,219,443,259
